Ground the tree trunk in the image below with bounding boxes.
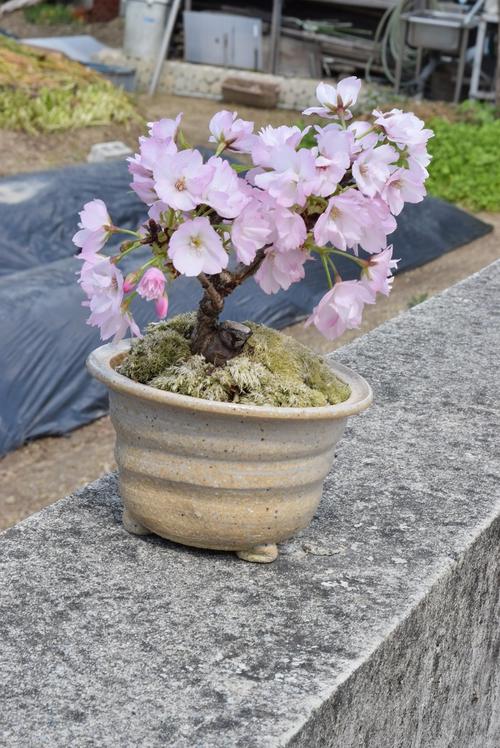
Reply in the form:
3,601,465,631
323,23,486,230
190,250,266,366
190,287,252,366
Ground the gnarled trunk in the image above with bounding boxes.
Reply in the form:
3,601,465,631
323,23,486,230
191,295,252,366
190,249,266,365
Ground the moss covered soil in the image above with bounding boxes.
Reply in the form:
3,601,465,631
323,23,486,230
117,314,351,408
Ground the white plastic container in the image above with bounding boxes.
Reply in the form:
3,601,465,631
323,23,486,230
124,0,170,61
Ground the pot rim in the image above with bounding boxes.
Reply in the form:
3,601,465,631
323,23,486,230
87,340,372,421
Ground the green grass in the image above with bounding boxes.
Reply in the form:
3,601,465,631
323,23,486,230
408,292,428,308
24,3,77,25
427,102,500,212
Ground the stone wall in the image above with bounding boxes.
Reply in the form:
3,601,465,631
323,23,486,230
135,60,320,110
1,261,499,746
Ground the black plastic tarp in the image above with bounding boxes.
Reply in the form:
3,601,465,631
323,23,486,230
0,161,491,455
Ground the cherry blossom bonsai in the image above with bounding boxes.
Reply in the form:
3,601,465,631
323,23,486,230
76,77,431,375
83,77,432,561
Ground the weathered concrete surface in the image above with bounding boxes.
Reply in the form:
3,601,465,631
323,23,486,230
1,261,499,747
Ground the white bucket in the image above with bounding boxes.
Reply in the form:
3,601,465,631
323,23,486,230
124,0,170,61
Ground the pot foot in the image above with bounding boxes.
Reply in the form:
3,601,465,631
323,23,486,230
236,543,278,564
123,509,150,536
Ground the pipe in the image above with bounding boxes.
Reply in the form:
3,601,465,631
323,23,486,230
268,0,283,74
148,0,183,97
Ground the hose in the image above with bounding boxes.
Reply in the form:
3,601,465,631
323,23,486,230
365,0,438,86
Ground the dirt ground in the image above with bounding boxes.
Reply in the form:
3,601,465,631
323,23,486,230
0,75,499,530
0,92,312,177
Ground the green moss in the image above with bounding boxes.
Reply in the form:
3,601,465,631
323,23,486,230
118,314,350,408
117,317,193,383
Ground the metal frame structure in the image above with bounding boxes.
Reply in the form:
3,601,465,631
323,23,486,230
469,11,499,99
394,0,486,103
266,0,399,74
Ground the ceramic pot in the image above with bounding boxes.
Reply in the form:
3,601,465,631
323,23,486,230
87,341,372,563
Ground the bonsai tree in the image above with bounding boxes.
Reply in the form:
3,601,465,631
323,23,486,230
74,77,432,365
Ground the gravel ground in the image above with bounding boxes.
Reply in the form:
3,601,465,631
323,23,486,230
0,71,498,530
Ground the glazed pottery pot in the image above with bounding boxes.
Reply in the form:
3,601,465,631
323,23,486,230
87,341,372,563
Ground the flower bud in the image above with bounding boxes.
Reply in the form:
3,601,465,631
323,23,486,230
123,272,138,293
155,294,169,319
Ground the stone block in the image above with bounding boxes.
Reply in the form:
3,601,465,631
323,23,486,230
87,141,133,163
1,262,499,746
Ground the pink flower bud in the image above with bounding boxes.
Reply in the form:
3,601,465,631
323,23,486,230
155,294,169,319
137,267,166,300
123,272,138,294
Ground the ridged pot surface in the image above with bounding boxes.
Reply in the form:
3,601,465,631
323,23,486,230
87,341,372,557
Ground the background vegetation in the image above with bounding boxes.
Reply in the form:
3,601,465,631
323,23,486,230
0,35,138,133
427,102,500,213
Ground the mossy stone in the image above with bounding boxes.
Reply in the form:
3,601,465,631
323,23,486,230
117,314,350,408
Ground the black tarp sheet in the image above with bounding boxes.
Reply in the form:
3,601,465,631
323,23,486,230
0,161,491,455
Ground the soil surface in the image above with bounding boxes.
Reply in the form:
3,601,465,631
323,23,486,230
0,92,307,177
0,65,498,530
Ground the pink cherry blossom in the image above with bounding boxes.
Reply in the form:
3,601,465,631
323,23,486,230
352,144,398,198
251,125,305,167
148,113,183,142
272,207,307,252
306,280,373,340
72,199,111,258
231,199,272,264
79,257,140,342
408,143,432,179
79,256,122,311
148,201,170,223
94,310,141,343
208,110,255,152
128,157,157,205
153,149,209,211
313,189,370,251
348,121,380,151
201,157,249,218
168,217,228,276
254,146,318,208
137,267,166,301
362,246,398,299
255,247,309,294
128,134,177,205
314,127,352,196
303,77,361,120
155,294,169,319
382,165,427,215
356,196,397,254
373,109,433,148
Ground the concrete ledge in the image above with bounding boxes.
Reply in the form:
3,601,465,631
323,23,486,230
134,60,320,110
1,262,499,746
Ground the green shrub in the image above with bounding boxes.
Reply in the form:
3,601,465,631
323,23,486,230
24,3,76,25
427,104,500,212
